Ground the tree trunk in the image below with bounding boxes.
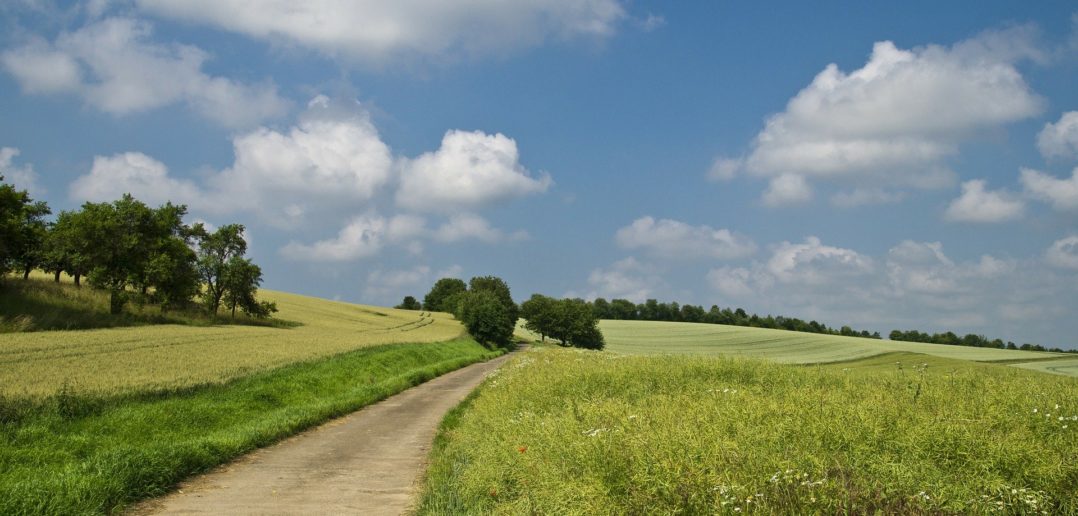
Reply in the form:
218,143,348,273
23,266,31,280
231,303,237,320
74,273,81,287
54,270,61,283
110,290,124,315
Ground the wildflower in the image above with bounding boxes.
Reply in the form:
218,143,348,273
1032,408,1038,413
518,446,527,453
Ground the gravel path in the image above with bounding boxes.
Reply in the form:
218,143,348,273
129,350,516,515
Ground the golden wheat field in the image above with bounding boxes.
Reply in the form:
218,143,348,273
0,289,464,397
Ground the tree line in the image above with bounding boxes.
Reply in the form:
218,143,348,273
888,330,1074,354
588,297,882,339
0,176,274,318
520,294,604,350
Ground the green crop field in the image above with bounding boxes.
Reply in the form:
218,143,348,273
0,283,464,397
600,320,1076,376
419,346,1078,515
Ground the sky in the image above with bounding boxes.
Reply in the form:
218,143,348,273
2,1,1078,349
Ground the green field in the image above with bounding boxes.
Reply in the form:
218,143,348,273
1,282,464,397
419,346,1078,515
600,320,1075,376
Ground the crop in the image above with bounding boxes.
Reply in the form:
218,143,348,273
419,346,1078,514
0,287,464,397
600,320,1075,376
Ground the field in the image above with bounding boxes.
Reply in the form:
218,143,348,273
600,320,1076,376
0,278,464,397
419,346,1078,514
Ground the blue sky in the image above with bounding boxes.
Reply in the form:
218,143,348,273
2,1,1078,348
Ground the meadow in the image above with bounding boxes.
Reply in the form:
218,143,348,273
419,345,1078,515
0,276,464,397
600,320,1076,376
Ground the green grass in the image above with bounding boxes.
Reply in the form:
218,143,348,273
600,320,1077,377
0,276,465,397
0,273,296,332
0,338,501,515
418,346,1078,515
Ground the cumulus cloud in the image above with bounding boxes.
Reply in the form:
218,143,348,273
209,95,394,225
1046,236,1078,269
397,130,551,213
707,157,741,181
615,216,756,260
762,174,812,206
766,237,874,285
1,17,289,127
0,147,43,195
279,214,387,262
722,28,1043,205
433,213,526,243
944,179,1025,222
1037,111,1078,160
581,257,662,303
69,151,202,207
135,0,627,63
706,266,758,298
1021,167,1078,211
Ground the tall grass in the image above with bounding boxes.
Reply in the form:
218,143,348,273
419,346,1078,514
0,339,501,515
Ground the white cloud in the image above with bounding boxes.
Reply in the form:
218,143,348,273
135,0,627,63
583,257,662,303
433,213,526,243
830,188,905,208
615,216,756,260
69,151,202,207
767,236,874,285
1021,167,1078,211
280,214,387,262
397,130,551,213
762,174,812,206
1,17,289,127
733,29,1042,204
706,266,756,298
0,147,43,195
1046,236,1078,269
944,179,1025,222
210,96,394,225
1037,111,1078,160
706,156,741,181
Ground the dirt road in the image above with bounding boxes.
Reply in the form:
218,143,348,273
130,350,517,515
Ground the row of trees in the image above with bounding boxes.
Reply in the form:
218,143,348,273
588,297,881,339
888,330,1074,354
521,294,604,350
0,176,273,318
420,276,519,349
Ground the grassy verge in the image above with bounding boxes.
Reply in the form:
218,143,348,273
0,338,500,515
0,275,297,332
418,347,1078,515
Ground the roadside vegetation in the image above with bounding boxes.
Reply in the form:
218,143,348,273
419,346,1078,514
0,339,501,515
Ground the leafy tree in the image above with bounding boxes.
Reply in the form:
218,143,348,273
609,298,637,320
395,295,421,310
423,277,467,312
521,293,556,342
468,275,519,323
77,195,163,314
0,175,50,277
591,297,612,319
458,290,515,349
144,236,201,311
222,257,276,319
194,223,248,316
41,210,94,286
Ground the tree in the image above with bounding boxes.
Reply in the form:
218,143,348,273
144,235,200,311
395,296,421,310
222,257,276,319
0,175,50,277
77,195,163,314
458,290,515,349
468,275,519,323
195,223,247,316
521,293,556,342
423,277,467,312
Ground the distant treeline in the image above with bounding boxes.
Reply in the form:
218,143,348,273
888,330,1075,354
587,297,882,339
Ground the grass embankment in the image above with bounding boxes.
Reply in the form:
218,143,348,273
419,346,1078,514
0,273,296,332
0,338,501,515
0,277,463,397
601,320,1076,377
